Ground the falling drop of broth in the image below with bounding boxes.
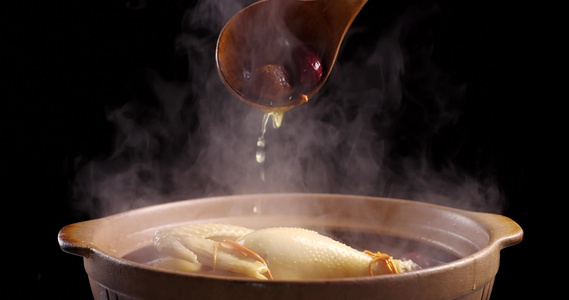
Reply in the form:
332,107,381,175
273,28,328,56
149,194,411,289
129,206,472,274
256,112,283,182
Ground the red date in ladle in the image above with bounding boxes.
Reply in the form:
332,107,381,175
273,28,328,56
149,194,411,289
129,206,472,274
293,45,323,90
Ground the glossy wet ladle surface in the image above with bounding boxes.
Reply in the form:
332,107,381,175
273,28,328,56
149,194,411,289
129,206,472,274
216,0,368,114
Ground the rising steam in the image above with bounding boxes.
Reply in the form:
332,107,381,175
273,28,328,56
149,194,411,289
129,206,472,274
72,0,503,218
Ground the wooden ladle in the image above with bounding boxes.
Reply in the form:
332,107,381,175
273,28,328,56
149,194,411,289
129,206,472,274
216,0,368,114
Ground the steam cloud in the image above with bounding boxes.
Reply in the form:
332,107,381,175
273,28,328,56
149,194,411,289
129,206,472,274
73,0,504,218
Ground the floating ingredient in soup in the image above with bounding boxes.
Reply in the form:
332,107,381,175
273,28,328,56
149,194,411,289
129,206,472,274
153,223,420,280
401,251,434,269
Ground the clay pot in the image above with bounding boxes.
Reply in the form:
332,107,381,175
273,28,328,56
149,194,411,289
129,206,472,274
59,193,522,300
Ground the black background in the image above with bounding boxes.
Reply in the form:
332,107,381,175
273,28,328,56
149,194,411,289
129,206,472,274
5,0,557,298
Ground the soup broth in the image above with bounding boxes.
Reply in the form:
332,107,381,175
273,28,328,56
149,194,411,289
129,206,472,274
123,229,460,277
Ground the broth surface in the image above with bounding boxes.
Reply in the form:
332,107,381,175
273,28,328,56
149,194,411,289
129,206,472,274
123,229,459,275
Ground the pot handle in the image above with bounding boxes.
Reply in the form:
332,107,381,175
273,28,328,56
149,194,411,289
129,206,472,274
474,212,524,250
58,219,100,258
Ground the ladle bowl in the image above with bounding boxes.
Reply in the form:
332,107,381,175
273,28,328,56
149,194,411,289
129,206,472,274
216,0,368,113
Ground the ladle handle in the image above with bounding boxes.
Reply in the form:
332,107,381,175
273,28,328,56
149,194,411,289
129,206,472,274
317,0,368,45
